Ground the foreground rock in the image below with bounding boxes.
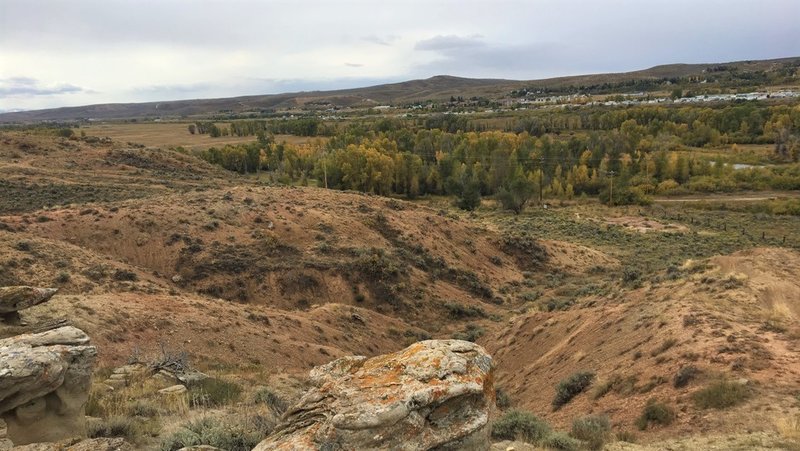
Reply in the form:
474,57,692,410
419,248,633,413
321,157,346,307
255,339,495,451
0,326,97,446
0,287,58,324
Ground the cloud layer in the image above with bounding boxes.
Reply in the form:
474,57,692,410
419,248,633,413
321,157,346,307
1,0,798,110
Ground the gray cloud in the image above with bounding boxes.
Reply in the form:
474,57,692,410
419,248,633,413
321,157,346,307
1,0,799,110
0,77,84,97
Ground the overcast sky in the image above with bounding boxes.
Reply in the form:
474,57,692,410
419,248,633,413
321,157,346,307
1,0,799,111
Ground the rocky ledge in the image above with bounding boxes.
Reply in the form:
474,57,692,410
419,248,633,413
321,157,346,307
255,339,495,451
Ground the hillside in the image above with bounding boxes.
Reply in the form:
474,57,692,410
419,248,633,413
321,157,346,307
2,131,800,448
1,56,798,123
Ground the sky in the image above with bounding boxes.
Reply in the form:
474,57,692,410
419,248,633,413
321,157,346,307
1,0,799,111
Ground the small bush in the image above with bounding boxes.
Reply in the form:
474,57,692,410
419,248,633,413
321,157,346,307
56,271,71,284
651,338,678,357
635,399,675,430
673,365,700,388
553,371,595,410
252,388,289,415
541,431,582,450
692,380,751,409
128,400,159,417
113,269,138,282
188,378,242,408
160,416,273,451
443,302,486,319
454,324,485,342
571,415,611,450
616,430,637,443
88,416,138,440
491,410,551,443
495,387,512,409
14,241,32,252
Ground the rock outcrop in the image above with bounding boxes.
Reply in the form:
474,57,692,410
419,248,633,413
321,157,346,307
0,326,97,446
0,287,58,324
255,339,495,451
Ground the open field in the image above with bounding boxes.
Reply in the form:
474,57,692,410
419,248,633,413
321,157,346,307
82,122,319,150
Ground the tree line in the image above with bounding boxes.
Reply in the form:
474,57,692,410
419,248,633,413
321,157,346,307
194,103,800,211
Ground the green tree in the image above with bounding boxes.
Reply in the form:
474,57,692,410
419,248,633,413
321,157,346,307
496,166,536,214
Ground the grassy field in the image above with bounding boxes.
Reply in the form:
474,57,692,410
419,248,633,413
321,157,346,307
82,122,318,150
481,201,800,277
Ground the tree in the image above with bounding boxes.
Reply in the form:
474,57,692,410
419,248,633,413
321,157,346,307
496,166,536,214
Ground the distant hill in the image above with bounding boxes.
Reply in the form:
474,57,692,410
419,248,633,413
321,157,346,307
1,56,798,123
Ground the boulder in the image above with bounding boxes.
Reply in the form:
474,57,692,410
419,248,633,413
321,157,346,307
0,287,58,314
0,287,58,324
255,339,495,451
158,385,188,396
0,326,96,445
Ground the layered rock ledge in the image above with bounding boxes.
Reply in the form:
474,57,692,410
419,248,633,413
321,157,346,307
255,339,495,451
0,326,97,446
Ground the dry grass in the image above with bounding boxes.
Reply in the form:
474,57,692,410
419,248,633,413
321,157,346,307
82,123,320,150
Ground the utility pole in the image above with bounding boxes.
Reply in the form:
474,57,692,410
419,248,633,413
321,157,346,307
323,159,328,189
607,170,616,207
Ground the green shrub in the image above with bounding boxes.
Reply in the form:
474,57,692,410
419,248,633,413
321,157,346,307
491,410,551,443
692,380,751,409
635,399,675,430
188,377,242,408
443,302,486,319
160,416,273,451
541,431,582,450
552,371,595,410
571,415,611,450
454,324,485,342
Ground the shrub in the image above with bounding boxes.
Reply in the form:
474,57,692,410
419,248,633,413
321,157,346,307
651,338,678,357
495,387,512,409
541,431,582,450
552,371,595,410
160,416,273,451
128,399,159,417
616,430,637,443
14,241,32,252
188,378,242,408
635,399,675,430
491,410,551,443
571,415,611,450
443,302,486,319
454,324,485,342
113,269,138,282
673,365,700,388
87,416,138,440
692,380,751,409
252,388,289,415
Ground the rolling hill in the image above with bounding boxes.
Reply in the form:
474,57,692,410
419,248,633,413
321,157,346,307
1,56,798,123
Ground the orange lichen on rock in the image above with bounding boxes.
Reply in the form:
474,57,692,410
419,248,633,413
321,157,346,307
255,339,495,450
